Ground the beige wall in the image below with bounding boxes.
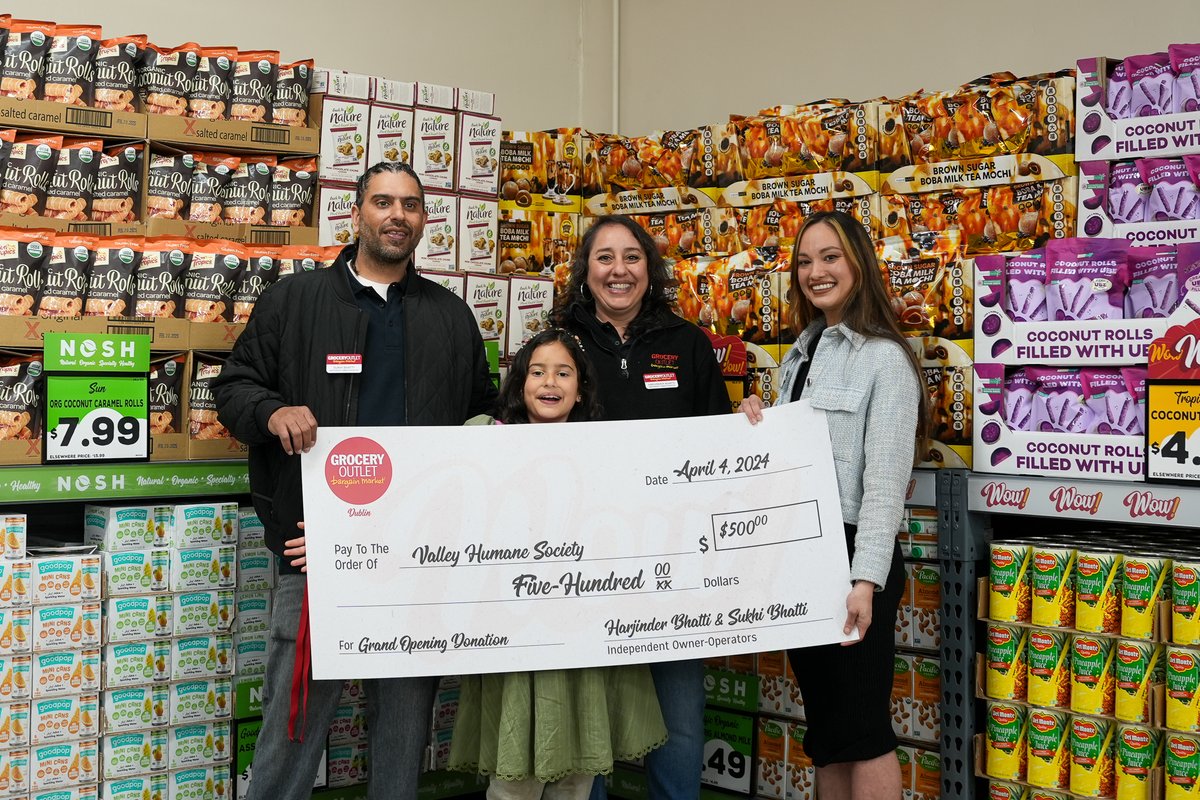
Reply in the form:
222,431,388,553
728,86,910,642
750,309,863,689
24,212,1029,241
19,0,615,130
19,0,1200,135
616,0,1200,134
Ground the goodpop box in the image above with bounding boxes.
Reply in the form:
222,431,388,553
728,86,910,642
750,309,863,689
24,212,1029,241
84,504,170,552
103,595,173,643
103,640,171,688
32,649,99,698
102,685,169,732
172,590,234,637
30,738,99,791
328,702,367,746
101,729,168,779
31,555,101,604
168,765,228,800
0,607,30,655
0,654,31,701
0,746,28,795
233,632,266,677
169,677,232,725
30,693,99,745
168,720,230,770
171,504,238,549
235,549,274,592
236,509,264,549
102,774,168,800
0,701,29,748
326,742,369,789
0,514,25,560
171,634,233,681
170,547,236,592
103,550,170,597
232,592,270,635
32,604,100,651
0,560,31,607
31,786,99,800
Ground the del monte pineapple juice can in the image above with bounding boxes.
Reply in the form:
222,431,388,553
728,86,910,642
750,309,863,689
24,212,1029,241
1071,635,1116,717
987,701,1029,781
1076,547,1123,635
1070,714,1116,798
1165,732,1200,800
1115,723,1162,800
1028,629,1072,709
1167,646,1200,733
988,780,1029,800
1027,708,1070,789
1122,553,1172,641
986,623,1028,701
1174,555,1200,646
1114,640,1163,724
991,541,1032,623
1032,544,1077,629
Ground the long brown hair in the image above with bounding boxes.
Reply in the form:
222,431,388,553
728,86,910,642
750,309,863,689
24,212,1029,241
789,211,930,464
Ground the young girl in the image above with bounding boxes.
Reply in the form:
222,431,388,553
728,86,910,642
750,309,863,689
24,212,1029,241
449,328,668,800
740,211,928,800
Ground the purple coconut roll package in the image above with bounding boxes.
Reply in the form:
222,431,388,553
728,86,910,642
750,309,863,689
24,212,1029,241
1080,368,1133,435
1029,368,1096,434
1003,248,1048,322
1137,157,1200,222
1170,43,1200,113
1178,242,1200,308
1126,52,1174,116
1122,367,1147,436
1108,161,1147,224
1046,238,1130,321
1126,245,1179,318
1003,368,1037,432
1107,59,1132,119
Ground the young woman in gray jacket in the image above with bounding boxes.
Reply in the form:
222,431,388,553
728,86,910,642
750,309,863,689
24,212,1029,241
740,210,929,800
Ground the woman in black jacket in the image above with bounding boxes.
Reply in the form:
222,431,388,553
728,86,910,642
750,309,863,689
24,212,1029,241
555,214,729,800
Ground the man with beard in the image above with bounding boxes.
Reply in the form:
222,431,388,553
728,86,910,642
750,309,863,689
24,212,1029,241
214,162,496,800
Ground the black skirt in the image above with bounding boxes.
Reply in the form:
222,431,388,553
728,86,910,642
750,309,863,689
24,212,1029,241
787,523,907,767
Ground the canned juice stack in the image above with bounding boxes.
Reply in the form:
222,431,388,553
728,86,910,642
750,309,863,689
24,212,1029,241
983,531,1200,799
87,502,236,800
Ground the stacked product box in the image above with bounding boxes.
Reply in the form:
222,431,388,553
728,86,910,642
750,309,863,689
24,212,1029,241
979,529,1200,799
972,237,1200,481
1075,46,1200,247
0,514,32,796
86,502,235,800
315,69,502,278
233,509,271,687
15,547,103,799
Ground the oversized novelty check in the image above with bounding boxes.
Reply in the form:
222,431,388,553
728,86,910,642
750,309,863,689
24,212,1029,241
302,401,853,679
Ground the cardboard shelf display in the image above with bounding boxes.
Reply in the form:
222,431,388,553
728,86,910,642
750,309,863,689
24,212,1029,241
0,95,147,140
1076,56,1200,163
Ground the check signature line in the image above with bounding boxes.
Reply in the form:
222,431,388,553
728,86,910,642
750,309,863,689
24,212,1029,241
337,588,700,609
605,617,833,643
670,464,812,485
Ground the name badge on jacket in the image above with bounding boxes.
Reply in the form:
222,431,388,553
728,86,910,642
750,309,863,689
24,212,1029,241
643,371,678,390
327,354,363,374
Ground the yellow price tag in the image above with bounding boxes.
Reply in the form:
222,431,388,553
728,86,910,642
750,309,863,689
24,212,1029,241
1147,382,1200,484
